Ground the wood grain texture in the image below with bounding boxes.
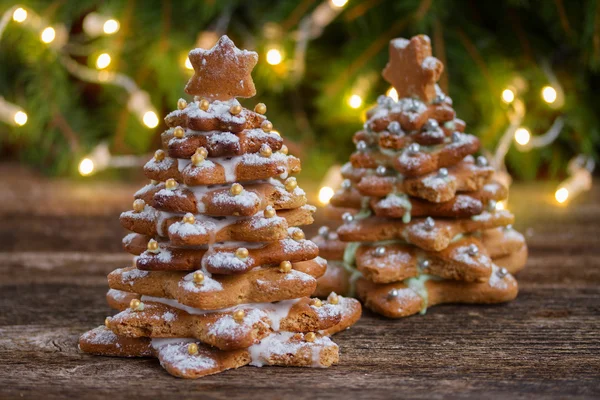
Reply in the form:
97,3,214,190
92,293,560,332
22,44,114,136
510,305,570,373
0,165,598,399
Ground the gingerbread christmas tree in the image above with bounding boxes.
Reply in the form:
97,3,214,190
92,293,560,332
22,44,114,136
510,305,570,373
79,35,361,378
314,35,527,318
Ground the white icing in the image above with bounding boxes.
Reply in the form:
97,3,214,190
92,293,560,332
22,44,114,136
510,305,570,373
248,332,336,368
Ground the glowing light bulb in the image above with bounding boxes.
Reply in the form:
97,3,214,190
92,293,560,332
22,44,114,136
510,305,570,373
330,0,349,7
501,89,515,104
41,27,56,43
79,158,94,176
96,53,111,69
13,111,27,126
12,7,27,23
143,111,159,128
348,94,362,109
318,187,335,205
514,127,530,146
266,48,283,65
185,57,193,70
103,19,120,34
386,87,398,102
541,86,557,104
555,187,569,204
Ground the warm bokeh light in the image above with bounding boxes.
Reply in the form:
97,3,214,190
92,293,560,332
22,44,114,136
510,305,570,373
143,111,159,128
184,57,193,70
496,201,506,211
542,86,557,104
103,19,120,34
318,186,335,205
386,87,398,102
555,187,569,204
41,27,56,43
12,7,27,23
79,158,94,176
501,88,515,104
514,127,531,146
96,53,111,69
266,48,283,65
13,111,27,126
348,94,363,109
330,0,349,7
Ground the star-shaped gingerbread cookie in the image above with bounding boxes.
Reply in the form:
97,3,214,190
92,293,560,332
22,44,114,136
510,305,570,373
382,35,443,103
185,35,258,101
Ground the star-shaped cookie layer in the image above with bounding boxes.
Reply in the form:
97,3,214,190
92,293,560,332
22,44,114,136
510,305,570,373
382,35,443,103
185,35,258,100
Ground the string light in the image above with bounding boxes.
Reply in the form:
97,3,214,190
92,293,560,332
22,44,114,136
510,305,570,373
541,86,557,104
386,87,398,102
514,127,530,146
348,94,363,109
266,48,283,65
40,27,55,43
78,158,95,176
555,187,568,204
318,186,335,205
12,7,27,23
330,0,349,7
184,57,193,70
13,111,27,126
553,155,594,205
143,111,159,128
103,19,120,34
95,53,111,69
501,88,515,104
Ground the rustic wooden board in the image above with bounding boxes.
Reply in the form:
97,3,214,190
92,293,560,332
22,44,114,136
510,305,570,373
0,165,598,399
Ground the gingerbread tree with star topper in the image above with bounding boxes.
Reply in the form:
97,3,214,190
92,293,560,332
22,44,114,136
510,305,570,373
312,34,528,318
79,35,361,378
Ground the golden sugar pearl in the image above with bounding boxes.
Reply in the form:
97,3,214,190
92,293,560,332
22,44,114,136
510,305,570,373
233,309,245,322
229,104,242,115
264,206,276,218
154,149,165,162
104,317,110,328
291,229,305,241
129,298,142,310
165,178,178,190
199,98,210,111
150,179,158,185
254,103,267,114
188,343,199,355
284,177,297,192
291,165,301,173
279,260,292,273
304,332,316,342
260,144,273,158
174,126,185,138
147,239,159,252
177,98,188,110
191,153,205,166
183,213,195,224
133,199,145,213
279,145,289,155
328,292,340,305
235,247,249,259
311,298,323,308
261,120,273,132
196,147,208,158
230,183,243,195
193,271,205,284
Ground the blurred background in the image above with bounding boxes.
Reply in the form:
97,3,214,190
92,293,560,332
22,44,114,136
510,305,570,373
0,0,599,209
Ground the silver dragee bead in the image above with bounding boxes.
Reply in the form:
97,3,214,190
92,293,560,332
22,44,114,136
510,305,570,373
342,212,354,224
376,165,387,176
424,217,435,231
374,246,386,257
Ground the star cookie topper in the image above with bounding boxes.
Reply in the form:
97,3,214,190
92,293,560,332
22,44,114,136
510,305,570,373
185,35,258,101
382,34,444,103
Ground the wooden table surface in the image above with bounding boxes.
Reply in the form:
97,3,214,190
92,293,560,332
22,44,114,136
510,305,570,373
0,165,599,399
